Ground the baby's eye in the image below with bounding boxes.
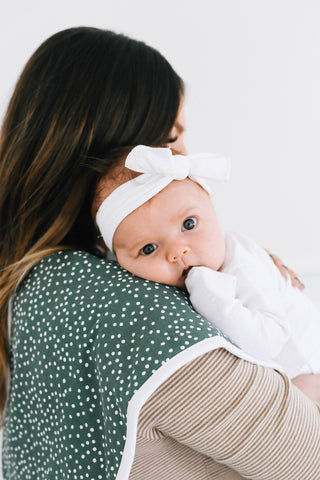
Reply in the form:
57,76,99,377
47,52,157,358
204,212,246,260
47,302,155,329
140,243,157,255
182,217,197,231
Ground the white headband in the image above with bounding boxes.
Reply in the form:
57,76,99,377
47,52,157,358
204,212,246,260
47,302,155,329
96,145,230,251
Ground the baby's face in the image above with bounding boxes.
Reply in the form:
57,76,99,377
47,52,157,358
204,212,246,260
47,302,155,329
113,179,225,288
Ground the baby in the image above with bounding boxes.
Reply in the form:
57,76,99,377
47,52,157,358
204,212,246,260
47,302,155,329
95,145,320,380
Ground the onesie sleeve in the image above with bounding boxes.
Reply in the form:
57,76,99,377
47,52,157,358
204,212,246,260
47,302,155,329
186,264,290,362
134,348,320,480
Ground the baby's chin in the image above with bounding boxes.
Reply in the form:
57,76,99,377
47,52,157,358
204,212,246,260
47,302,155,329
155,269,192,290
151,276,187,290
119,263,188,289
172,278,187,290
164,273,189,290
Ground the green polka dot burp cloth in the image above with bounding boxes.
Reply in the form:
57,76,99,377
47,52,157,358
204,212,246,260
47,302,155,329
3,251,259,480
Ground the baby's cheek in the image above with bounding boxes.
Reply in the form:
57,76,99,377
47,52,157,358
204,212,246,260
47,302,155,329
150,263,179,287
116,253,138,276
203,246,225,272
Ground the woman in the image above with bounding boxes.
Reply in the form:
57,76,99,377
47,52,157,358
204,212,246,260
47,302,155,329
0,27,319,480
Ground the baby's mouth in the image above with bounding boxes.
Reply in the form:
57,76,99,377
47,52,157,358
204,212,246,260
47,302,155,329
182,266,192,277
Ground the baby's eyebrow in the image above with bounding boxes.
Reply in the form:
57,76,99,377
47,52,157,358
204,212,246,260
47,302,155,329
128,237,152,252
177,205,197,217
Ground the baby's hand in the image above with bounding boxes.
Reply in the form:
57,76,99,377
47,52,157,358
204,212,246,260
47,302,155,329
185,266,236,300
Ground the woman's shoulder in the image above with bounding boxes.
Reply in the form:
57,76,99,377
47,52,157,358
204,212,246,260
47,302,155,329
14,249,194,320
12,249,224,401
20,248,126,286
34,249,118,278
13,249,222,365
15,249,121,301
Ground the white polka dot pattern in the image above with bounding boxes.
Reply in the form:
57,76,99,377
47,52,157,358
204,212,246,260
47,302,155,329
2,251,224,479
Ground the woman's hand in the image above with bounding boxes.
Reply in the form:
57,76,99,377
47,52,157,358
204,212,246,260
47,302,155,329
292,374,320,404
267,251,305,291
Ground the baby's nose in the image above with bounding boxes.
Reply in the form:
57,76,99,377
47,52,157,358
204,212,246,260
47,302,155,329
167,245,190,263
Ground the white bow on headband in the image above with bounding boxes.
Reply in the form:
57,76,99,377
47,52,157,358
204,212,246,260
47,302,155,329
96,145,230,251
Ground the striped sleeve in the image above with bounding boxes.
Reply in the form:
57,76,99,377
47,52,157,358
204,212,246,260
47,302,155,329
135,348,320,480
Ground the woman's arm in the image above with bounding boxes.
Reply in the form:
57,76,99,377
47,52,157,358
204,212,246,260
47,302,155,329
136,348,320,480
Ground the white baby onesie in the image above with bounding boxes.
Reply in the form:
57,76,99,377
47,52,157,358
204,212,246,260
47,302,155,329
186,231,320,378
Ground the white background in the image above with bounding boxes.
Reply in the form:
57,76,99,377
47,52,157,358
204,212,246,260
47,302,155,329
1,0,320,276
1,1,320,473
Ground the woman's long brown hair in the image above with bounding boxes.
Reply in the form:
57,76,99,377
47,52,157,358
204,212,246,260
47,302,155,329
0,27,183,417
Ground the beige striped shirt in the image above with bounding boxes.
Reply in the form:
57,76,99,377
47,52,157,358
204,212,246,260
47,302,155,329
130,348,320,479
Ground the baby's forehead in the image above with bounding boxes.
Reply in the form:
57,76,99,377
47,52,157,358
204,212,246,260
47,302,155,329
158,177,206,196
147,178,208,208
